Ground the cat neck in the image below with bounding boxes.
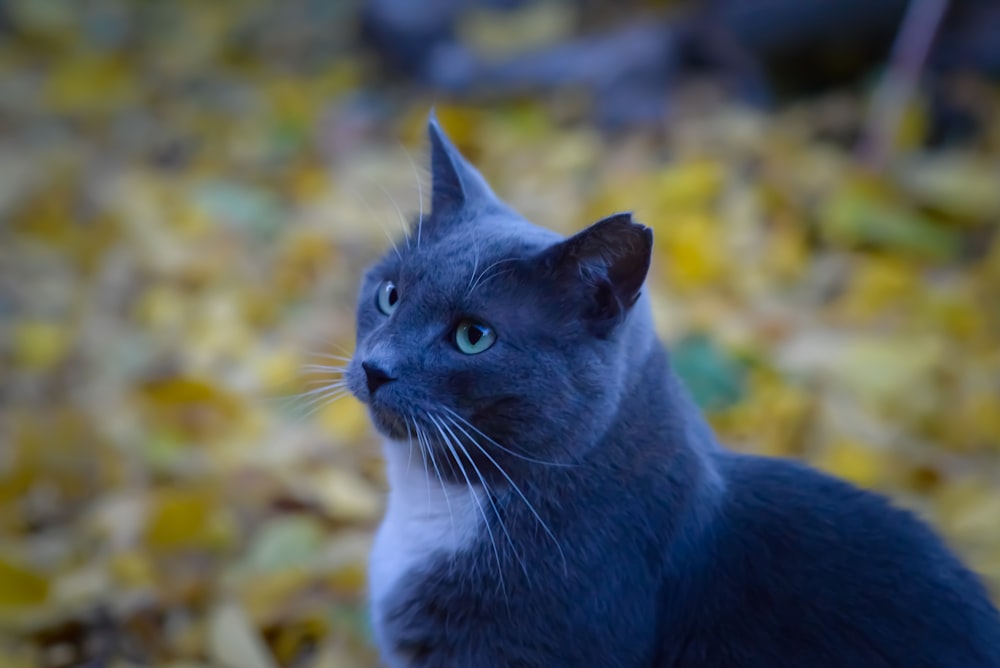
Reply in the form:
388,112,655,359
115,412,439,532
588,294,723,466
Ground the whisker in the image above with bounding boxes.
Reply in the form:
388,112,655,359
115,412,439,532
308,351,354,363
298,375,346,385
278,381,349,400
276,388,351,421
419,417,457,542
468,258,518,296
302,378,343,387
374,182,412,251
437,414,528,583
265,384,350,418
404,415,415,476
414,421,434,515
445,414,568,575
319,339,355,356
428,413,512,604
290,384,350,408
476,266,516,291
348,183,403,261
442,407,574,468
299,364,348,372
397,140,424,249
465,237,482,297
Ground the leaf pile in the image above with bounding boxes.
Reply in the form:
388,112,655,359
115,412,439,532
1,1,999,666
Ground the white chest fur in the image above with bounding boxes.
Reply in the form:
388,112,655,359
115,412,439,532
368,439,484,624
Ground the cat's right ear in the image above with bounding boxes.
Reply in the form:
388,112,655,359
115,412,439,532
538,212,653,336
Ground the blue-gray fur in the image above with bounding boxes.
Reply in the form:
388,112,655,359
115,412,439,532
345,113,1000,667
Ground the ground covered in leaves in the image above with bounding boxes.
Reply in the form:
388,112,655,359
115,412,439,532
1,2,999,667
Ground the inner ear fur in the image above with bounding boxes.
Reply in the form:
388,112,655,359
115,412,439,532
539,212,653,335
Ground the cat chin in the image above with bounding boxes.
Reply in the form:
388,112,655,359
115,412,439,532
368,407,410,440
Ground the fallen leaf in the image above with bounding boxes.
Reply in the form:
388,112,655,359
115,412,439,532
208,601,278,668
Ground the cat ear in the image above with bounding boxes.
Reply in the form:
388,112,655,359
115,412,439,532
540,212,653,334
427,111,500,223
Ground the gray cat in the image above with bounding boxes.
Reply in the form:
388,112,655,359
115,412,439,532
344,114,1000,667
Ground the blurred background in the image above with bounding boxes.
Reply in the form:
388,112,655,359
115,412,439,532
1,0,999,666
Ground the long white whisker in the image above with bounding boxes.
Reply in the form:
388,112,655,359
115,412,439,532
318,340,355,357
439,414,527,583
302,378,346,387
404,415,415,476
420,417,456,543
476,267,516,292
465,237,482,297
442,407,574,468
291,385,350,408
398,140,424,248
348,184,402,261
427,414,496,586
468,258,518,296
300,364,348,372
281,388,351,421
414,421,433,513
429,414,511,604
279,381,349,401
446,415,567,575
308,352,354,365
374,182,412,251
298,376,346,386
266,384,350,418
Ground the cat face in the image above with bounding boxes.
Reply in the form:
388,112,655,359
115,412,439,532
345,115,653,477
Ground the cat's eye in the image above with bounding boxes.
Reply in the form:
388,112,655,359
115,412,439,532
454,319,496,355
376,281,399,315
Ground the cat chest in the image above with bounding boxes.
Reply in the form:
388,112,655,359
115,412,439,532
368,442,485,619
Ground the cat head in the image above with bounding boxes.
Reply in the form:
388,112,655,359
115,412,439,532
346,114,654,478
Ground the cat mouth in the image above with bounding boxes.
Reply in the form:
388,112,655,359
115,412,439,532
368,404,410,440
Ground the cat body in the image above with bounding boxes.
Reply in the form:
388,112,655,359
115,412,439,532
345,115,1000,667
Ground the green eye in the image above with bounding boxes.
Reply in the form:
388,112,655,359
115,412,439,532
454,320,496,355
376,281,399,315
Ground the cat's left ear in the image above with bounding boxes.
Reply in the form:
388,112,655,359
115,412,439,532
539,212,653,335
427,112,501,226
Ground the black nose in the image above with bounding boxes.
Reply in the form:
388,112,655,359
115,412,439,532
362,361,395,395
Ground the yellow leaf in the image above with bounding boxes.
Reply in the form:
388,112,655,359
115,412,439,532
952,393,1000,453
145,487,234,552
0,558,49,609
134,285,189,329
270,611,329,665
315,396,370,444
208,601,278,668
815,440,886,489
935,480,1000,546
459,3,573,58
715,377,814,457
109,551,155,589
324,561,368,594
45,52,134,115
656,212,727,290
309,468,382,523
137,376,243,441
766,221,809,282
11,320,71,370
895,97,929,153
237,570,314,626
652,160,724,211
834,257,920,322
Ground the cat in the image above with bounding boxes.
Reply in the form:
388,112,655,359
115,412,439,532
343,113,1000,667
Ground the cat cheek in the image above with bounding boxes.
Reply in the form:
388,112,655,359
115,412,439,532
443,370,484,399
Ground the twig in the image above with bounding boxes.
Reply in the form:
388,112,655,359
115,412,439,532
860,0,950,170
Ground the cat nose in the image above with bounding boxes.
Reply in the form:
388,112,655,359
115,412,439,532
362,361,396,395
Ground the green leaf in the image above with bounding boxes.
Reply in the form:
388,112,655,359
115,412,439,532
820,192,959,260
671,334,748,412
